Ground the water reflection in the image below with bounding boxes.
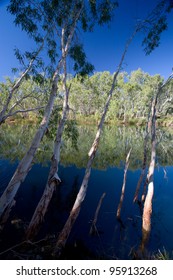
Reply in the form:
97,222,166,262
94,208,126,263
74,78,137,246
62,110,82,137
1,123,173,168
0,123,173,259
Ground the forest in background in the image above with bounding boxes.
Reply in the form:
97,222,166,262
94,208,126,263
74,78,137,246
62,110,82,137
1,68,173,127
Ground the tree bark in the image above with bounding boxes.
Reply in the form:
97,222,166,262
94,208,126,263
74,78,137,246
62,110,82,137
0,4,82,223
26,47,70,240
141,73,173,254
0,76,58,220
133,101,152,203
53,29,138,257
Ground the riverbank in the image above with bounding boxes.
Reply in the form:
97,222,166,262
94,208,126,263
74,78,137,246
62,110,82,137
74,114,173,127
5,112,173,128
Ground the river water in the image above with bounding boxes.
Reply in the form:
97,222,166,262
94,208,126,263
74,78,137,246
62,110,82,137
0,123,173,259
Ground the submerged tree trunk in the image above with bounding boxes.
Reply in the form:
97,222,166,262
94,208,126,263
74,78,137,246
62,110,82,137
141,73,173,254
141,98,156,254
0,5,82,223
116,148,131,219
53,30,138,257
0,75,58,220
133,101,152,203
0,200,16,233
26,49,70,240
89,192,106,235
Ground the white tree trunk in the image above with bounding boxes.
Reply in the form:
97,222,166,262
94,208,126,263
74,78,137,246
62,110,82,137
141,73,173,254
26,57,70,240
53,29,138,257
0,4,83,223
25,5,83,239
133,101,152,203
0,75,58,219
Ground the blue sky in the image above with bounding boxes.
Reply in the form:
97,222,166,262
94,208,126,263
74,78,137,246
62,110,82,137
0,0,173,81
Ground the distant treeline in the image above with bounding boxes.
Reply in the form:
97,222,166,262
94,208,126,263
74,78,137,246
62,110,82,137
1,69,173,126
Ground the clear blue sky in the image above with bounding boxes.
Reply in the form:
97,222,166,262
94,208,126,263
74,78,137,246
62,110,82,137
0,0,173,81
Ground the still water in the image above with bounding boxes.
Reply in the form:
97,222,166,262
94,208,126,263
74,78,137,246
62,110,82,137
0,123,173,259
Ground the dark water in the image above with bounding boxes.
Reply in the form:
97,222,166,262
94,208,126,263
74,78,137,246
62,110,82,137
0,123,173,259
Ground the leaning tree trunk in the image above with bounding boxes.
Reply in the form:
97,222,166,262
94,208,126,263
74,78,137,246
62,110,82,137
0,73,58,220
89,192,106,235
0,6,82,222
53,30,138,257
133,100,153,203
141,73,173,254
26,52,70,240
116,148,131,219
141,97,156,254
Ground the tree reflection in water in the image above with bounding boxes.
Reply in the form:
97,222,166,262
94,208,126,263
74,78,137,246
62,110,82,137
0,123,173,259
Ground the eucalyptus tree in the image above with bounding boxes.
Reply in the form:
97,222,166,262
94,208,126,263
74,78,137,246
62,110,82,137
54,29,139,256
53,0,173,255
26,52,70,239
68,69,165,123
0,0,118,224
0,76,49,123
26,2,119,239
141,0,173,55
126,70,163,119
69,71,113,117
157,78,173,116
0,41,45,125
141,73,173,255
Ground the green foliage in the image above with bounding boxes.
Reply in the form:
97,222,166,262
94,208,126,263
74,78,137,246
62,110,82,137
153,248,171,260
69,71,113,116
1,69,171,126
38,106,62,140
97,0,118,25
143,16,167,55
0,76,51,121
8,0,118,80
69,44,94,76
63,120,79,150
68,69,165,123
142,0,173,54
